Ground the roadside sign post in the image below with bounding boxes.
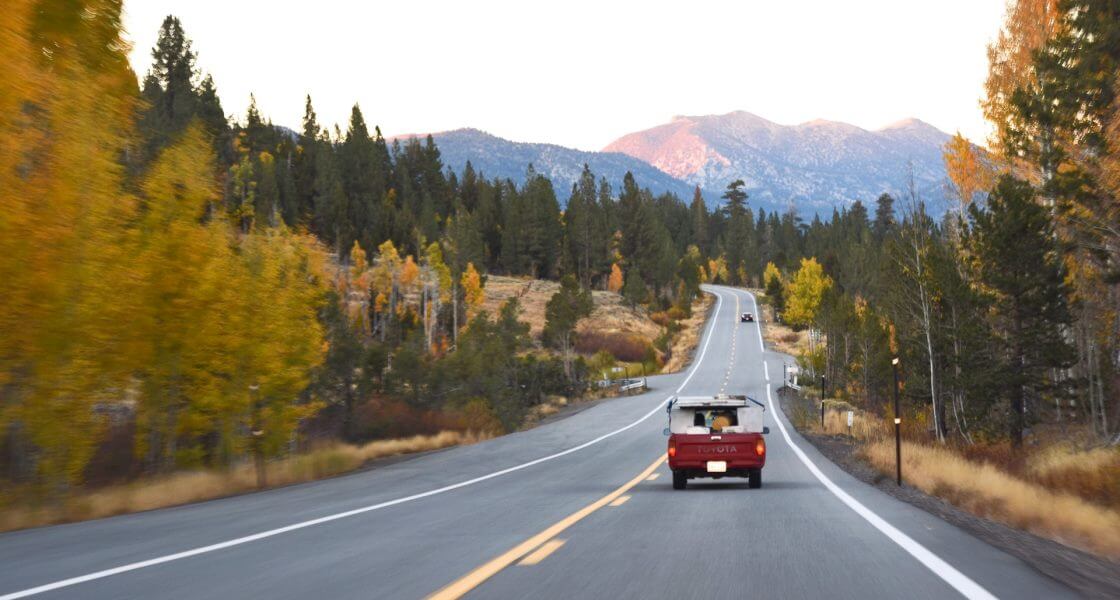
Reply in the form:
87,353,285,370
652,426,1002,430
847,410,854,437
820,376,826,430
892,357,901,486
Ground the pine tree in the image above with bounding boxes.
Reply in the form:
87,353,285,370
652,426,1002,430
294,95,320,223
873,193,896,241
240,94,272,155
139,15,200,159
721,179,752,285
763,262,785,314
564,165,599,286
544,275,594,378
339,104,382,253
313,140,349,256
968,175,1076,446
622,267,650,309
689,186,709,255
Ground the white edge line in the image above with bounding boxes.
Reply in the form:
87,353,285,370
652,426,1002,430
740,288,995,600
1,293,728,600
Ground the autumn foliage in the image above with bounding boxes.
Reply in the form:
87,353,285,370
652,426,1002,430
0,4,325,489
607,263,624,292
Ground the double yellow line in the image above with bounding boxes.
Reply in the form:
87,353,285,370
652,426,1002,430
428,454,667,599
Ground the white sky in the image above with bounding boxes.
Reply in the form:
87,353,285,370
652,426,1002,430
122,0,1008,151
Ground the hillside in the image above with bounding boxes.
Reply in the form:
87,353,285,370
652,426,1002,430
604,111,953,211
478,275,709,376
479,275,660,343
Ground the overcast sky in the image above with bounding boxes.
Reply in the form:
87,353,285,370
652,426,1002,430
122,0,1008,151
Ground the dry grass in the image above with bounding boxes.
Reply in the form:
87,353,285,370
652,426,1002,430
1024,444,1120,509
480,276,557,337
662,295,714,374
520,395,570,429
0,430,485,533
862,439,1120,559
759,301,808,355
814,405,889,440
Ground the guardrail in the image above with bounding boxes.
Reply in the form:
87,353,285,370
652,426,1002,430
618,377,647,392
596,377,648,393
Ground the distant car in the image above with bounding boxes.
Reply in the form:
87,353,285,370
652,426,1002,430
740,312,754,323
664,395,769,489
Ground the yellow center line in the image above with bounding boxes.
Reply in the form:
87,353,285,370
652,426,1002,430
608,495,631,507
517,540,566,566
427,454,667,600
646,473,660,481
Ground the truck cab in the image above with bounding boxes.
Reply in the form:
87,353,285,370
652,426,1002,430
664,395,769,489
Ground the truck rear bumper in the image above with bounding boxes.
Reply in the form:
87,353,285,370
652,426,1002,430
668,459,764,478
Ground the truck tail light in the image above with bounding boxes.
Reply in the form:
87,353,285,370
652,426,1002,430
668,443,677,458
755,439,766,456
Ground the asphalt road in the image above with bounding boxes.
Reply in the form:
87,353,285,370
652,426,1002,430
0,285,1078,599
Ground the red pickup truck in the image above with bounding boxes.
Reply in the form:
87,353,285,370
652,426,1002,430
664,395,769,489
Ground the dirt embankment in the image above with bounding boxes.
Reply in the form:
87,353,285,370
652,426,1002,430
480,275,661,341
662,294,714,373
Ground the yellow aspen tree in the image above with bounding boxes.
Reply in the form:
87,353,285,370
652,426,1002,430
370,240,402,339
763,262,783,289
608,263,624,292
349,240,368,285
784,258,833,328
0,0,140,486
943,132,994,219
132,125,234,468
423,242,452,352
983,0,1061,155
371,240,401,300
398,255,420,318
461,262,485,321
226,230,325,464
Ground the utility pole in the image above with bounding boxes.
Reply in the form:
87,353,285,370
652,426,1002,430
892,358,901,486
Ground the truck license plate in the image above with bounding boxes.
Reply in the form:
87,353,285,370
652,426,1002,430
707,461,727,473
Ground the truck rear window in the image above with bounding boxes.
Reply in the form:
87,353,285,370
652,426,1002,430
691,409,738,432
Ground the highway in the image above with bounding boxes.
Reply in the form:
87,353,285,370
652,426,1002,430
0,286,1077,599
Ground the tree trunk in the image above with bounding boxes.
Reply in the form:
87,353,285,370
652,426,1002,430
1010,312,1025,448
919,280,944,443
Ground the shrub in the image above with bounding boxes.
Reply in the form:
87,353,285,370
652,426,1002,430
649,311,672,327
575,331,650,362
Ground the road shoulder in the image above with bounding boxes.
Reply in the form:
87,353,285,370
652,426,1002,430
776,385,1120,599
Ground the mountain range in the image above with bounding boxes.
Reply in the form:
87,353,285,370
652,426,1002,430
397,111,954,213
393,128,697,201
604,111,951,211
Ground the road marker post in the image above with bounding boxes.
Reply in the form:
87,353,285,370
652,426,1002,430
819,375,826,430
892,357,901,486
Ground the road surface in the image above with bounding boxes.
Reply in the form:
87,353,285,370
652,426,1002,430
0,286,1077,599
